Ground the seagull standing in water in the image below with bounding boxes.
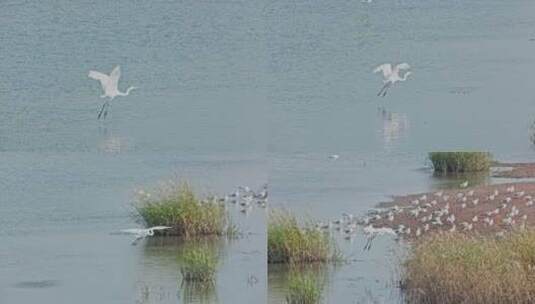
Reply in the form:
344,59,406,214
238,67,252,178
373,63,412,97
117,226,172,245
88,65,137,119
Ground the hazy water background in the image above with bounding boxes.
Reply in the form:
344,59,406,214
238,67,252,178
0,1,266,303
2,0,535,303
266,0,535,303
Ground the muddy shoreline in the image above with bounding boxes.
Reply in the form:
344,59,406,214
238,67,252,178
370,182,535,239
492,162,535,178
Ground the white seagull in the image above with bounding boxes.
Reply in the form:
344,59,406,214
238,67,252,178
117,226,172,245
88,65,137,119
373,63,412,97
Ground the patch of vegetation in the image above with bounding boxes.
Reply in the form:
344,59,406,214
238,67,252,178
268,210,340,264
181,280,217,304
429,152,492,174
179,246,218,283
135,182,230,237
402,231,535,304
286,272,323,304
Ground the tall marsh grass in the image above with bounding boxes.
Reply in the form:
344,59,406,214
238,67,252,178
403,231,535,304
429,152,492,174
268,211,339,264
286,272,323,304
179,246,218,283
135,182,229,237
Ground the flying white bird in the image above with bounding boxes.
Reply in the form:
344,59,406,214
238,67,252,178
88,65,137,119
373,63,412,97
116,226,172,245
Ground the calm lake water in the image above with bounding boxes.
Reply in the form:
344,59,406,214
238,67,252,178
0,1,266,303
1,0,535,303
267,0,535,303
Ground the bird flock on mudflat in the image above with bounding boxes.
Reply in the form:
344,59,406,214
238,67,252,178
313,183,535,250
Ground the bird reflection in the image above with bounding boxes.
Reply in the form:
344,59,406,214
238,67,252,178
97,127,128,154
378,107,409,146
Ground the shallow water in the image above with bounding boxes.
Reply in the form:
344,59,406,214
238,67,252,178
0,1,266,303
2,0,535,303
267,0,535,302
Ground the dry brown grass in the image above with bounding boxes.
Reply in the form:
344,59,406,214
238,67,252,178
402,230,535,304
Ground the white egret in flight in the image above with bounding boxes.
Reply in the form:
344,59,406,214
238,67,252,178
373,63,412,97
88,65,136,119
116,226,172,245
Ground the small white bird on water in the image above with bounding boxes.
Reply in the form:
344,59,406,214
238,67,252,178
329,154,340,161
88,65,137,119
373,63,412,97
117,226,172,245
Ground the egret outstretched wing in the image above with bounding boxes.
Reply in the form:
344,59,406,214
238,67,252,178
88,70,110,86
109,66,121,88
119,228,144,235
396,63,411,70
374,64,393,78
150,226,172,231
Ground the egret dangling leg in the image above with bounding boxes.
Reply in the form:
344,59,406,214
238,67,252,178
377,83,387,96
363,234,377,251
381,83,391,97
103,102,110,119
377,82,391,97
97,101,109,119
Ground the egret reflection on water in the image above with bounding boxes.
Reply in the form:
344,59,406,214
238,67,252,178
88,65,137,119
373,63,412,97
378,107,409,146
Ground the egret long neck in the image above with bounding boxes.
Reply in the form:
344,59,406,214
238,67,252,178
118,86,135,96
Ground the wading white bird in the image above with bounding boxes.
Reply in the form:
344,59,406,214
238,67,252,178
362,225,397,251
88,65,137,119
117,226,172,245
373,63,412,97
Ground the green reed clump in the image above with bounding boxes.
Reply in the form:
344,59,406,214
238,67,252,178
180,247,218,283
135,182,229,237
286,272,323,304
268,211,338,264
429,152,492,173
402,231,535,304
